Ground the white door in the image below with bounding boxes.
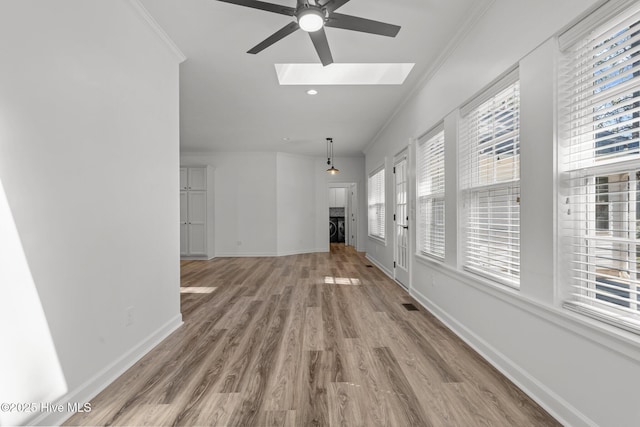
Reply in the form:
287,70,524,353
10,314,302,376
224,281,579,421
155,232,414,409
349,184,357,248
179,168,188,191
180,191,188,255
394,154,409,288
187,192,207,255
188,167,207,191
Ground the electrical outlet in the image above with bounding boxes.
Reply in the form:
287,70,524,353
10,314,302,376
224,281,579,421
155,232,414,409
125,306,135,327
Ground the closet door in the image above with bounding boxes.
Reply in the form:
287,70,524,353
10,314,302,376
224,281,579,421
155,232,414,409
188,167,207,191
179,168,188,191
187,191,207,255
180,191,188,255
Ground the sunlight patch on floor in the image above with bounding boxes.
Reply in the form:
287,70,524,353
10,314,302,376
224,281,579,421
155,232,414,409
323,276,361,285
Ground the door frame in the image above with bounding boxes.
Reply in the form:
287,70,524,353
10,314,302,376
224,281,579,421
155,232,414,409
328,182,358,249
393,149,410,288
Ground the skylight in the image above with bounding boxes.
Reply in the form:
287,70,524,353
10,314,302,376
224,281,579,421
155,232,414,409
275,63,415,85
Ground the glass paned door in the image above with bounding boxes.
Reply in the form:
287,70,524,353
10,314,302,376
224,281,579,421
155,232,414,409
394,154,409,287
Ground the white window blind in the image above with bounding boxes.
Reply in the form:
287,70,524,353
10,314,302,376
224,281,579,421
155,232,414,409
459,75,521,287
561,2,640,333
417,127,445,259
368,168,386,240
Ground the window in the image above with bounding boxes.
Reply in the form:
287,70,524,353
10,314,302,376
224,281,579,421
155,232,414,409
561,2,640,332
459,71,520,287
368,167,386,240
417,127,445,259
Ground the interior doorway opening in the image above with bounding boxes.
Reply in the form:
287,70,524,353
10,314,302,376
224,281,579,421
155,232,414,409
328,183,357,249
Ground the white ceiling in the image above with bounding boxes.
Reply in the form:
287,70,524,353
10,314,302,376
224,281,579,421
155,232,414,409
140,0,490,157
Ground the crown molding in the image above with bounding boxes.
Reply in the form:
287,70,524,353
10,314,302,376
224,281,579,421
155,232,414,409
126,0,186,63
362,0,496,156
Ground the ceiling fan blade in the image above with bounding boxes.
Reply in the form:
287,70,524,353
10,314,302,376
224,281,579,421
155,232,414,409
248,21,300,54
309,28,333,66
217,0,295,16
325,13,401,37
320,0,351,13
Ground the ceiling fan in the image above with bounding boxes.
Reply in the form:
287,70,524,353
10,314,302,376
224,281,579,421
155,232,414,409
217,0,401,66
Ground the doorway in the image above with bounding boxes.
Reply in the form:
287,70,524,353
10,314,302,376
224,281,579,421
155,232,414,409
328,183,358,249
393,151,409,288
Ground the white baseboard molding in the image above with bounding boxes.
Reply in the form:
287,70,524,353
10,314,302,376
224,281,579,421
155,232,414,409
30,314,183,427
215,249,329,258
365,254,394,279
215,251,278,257
277,248,327,256
180,255,214,260
410,288,596,427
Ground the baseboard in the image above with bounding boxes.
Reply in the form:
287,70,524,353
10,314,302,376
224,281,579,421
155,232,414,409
277,248,327,256
410,288,596,427
180,255,214,260
214,251,278,257
365,254,394,279
30,314,183,427
215,249,328,258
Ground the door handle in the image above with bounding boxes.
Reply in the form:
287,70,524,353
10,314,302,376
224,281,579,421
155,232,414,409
402,225,408,229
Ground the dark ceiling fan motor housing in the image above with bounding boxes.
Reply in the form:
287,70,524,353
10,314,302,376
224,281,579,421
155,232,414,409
217,0,401,66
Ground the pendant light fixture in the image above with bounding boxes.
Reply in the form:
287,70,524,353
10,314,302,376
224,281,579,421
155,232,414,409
326,137,339,175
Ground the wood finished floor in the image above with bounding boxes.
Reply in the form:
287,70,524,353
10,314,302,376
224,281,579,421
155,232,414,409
65,244,559,427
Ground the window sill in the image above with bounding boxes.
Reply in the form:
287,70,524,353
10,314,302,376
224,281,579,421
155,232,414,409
368,235,386,246
414,252,444,266
563,301,640,336
411,255,640,362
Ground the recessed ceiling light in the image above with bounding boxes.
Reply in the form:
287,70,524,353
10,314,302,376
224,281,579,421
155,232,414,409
307,89,318,95
282,137,290,141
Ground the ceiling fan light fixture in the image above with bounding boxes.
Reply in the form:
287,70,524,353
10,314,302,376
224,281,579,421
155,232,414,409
297,7,325,32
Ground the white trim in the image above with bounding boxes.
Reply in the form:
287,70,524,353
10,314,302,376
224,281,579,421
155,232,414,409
126,0,187,63
367,235,387,246
363,0,496,155
414,257,640,361
367,163,385,178
215,249,328,257
410,288,597,427
417,121,445,144
558,0,639,51
459,67,519,117
365,254,394,279
415,251,445,265
215,251,277,257
180,255,215,261
277,248,328,256
32,314,183,427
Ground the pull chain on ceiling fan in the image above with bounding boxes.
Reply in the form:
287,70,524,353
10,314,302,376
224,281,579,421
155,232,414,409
217,0,401,66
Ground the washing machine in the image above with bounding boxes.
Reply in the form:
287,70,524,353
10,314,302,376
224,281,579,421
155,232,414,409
337,219,345,242
329,217,339,242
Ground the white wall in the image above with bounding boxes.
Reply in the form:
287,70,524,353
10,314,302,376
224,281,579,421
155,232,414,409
181,152,278,256
181,152,366,256
0,1,184,425
364,0,640,426
276,153,317,255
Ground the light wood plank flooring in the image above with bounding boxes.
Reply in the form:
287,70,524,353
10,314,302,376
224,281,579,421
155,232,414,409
65,244,559,426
